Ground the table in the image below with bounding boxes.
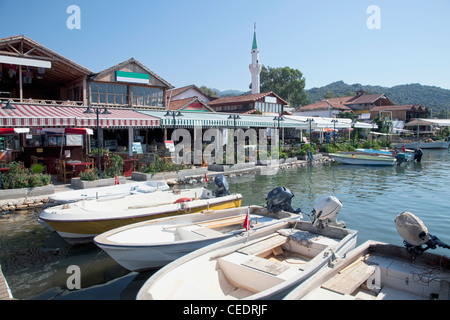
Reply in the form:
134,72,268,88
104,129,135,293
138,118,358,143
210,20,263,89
66,161,93,177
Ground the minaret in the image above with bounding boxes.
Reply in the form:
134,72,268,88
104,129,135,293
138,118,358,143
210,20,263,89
249,23,262,94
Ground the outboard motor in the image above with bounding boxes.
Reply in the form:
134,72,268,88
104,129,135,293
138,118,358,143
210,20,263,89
214,174,230,197
395,211,450,257
308,196,345,229
265,187,301,214
413,148,423,163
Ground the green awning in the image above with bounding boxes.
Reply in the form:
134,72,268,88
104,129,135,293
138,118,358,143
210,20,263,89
137,111,308,129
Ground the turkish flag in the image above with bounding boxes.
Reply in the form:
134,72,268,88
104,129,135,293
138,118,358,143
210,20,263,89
243,207,251,231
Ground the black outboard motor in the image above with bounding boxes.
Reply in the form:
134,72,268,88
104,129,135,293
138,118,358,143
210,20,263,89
414,147,423,163
266,187,301,214
214,174,230,197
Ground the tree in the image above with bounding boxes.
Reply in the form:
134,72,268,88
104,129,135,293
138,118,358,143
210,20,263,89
254,66,309,107
199,86,219,97
324,91,335,99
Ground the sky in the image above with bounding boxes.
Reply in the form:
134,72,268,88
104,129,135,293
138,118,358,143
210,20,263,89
1,0,450,92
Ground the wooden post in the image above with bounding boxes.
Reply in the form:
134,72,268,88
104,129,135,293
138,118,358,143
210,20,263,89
19,65,23,102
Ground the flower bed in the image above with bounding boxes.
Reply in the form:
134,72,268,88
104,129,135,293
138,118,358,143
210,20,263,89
1,162,52,190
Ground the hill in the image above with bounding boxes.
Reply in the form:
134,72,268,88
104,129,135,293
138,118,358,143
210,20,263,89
212,88,249,97
306,81,450,114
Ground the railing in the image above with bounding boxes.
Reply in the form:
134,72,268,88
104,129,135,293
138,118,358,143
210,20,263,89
0,97,85,106
0,97,167,111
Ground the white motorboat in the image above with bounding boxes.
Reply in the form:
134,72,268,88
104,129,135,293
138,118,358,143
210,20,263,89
392,139,449,149
48,180,170,204
136,195,358,300
284,212,450,300
39,176,242,243
94,200,300,271
329,153,396,166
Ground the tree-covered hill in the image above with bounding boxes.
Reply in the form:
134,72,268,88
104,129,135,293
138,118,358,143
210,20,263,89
306,81,450,116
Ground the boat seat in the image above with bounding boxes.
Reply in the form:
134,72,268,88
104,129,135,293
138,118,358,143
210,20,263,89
321,261,376,295
237,234,288,256
176,225,223,240
218,252,300,293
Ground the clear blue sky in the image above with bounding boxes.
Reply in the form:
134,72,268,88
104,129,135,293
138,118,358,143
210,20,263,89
1,0,450,92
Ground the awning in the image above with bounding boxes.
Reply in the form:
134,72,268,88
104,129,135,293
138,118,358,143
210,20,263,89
0,103,160,128
286,115,378,129
138,110,308,129
405,118,450,127
37,127,94,135
0,128,30,134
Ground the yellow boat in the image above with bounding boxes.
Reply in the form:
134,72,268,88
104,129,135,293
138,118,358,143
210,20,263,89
39,187,242,244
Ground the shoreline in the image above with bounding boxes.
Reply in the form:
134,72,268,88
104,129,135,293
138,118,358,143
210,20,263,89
0,155,333,212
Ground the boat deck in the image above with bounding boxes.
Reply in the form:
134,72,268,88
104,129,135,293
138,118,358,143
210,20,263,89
302,253,450,300
216,230,340,296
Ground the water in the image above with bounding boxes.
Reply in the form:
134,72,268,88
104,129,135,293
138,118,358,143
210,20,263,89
1,149,449,300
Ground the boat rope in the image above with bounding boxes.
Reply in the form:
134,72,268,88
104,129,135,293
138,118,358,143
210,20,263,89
180,202,192,215
410,256,450,284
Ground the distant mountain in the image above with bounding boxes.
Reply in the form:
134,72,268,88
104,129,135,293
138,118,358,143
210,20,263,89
306,81,450,113
212,88,249,97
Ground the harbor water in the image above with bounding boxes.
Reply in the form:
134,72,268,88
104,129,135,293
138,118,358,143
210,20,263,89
1,149,449,300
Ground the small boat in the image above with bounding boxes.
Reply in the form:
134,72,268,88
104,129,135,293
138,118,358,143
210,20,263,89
329,153,397,166
355,148,414,164
355,148,393,156
39,176,242,243
94,188,301,271
284,212,450,300
136,195,358,300
392,139,449,149
48,180,170,204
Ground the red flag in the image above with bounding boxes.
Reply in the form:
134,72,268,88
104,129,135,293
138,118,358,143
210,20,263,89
115,174,120,185
204,173,208,183
243,207,251,231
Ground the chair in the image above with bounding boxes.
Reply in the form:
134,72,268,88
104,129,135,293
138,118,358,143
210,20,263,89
56,159,75,183
30,155,47,173
31,155,38,165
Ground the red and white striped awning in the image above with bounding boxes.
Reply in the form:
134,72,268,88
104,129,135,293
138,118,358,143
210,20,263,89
0,104,160,128
0,128,30,134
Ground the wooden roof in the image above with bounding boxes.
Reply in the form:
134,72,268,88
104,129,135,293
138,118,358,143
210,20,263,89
0,35,92,85
208,91,289,107
91,57,173,88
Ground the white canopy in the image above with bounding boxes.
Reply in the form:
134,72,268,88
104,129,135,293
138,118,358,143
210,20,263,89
285,115,377,129
405,118,450,127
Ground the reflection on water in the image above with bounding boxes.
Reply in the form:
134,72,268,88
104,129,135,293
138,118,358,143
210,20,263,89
1,149,449,299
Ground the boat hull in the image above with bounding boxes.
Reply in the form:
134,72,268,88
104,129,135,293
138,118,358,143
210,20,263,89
39,190,242,243
392,140,449,149
137,220,357,300
94,206,298,271
330,153,396,166
284,240,450,300
48,180,170,203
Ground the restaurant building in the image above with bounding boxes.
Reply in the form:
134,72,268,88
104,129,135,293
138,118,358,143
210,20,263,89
0,35,168,168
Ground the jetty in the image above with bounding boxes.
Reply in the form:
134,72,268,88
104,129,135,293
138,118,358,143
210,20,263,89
0,265,13,300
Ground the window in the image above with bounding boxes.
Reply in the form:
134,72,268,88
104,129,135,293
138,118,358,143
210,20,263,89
91,82,128,105
131,86,163,107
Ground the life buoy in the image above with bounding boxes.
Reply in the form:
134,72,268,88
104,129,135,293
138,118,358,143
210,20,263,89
174,197,192,204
